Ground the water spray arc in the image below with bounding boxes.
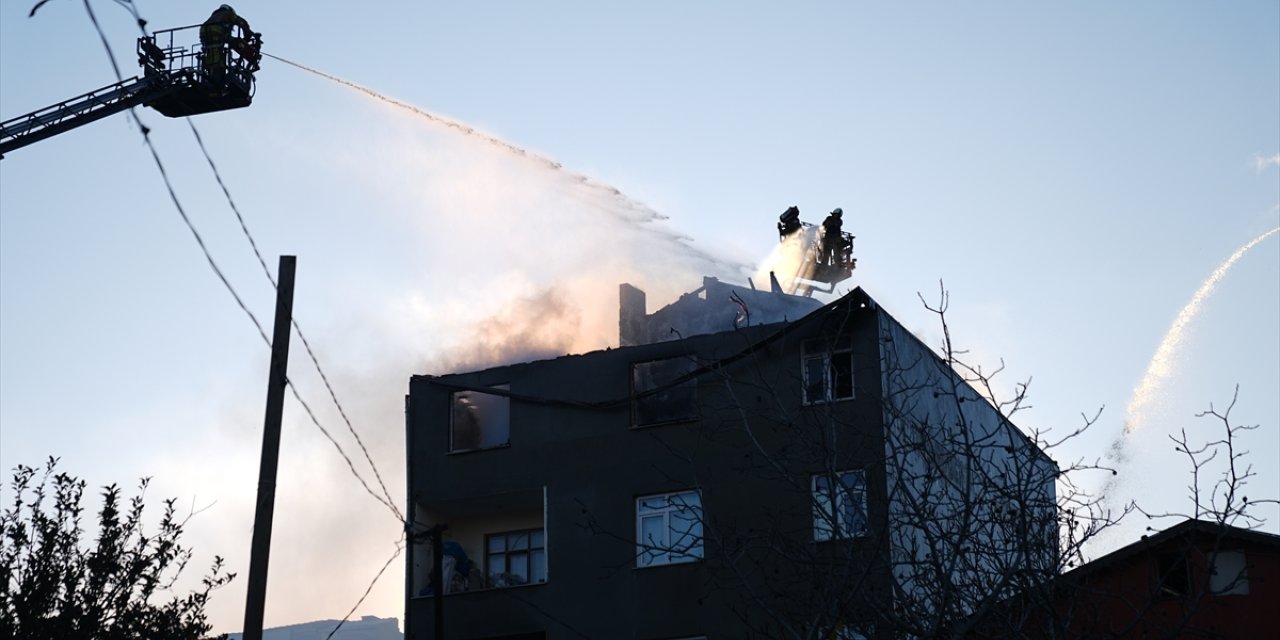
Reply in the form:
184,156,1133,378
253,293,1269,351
1123,226,1279,434
261,53,747,276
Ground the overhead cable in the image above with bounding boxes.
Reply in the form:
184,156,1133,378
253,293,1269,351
323,538,405,640
74,0,402,524
186,118,403,521
77,0,273,346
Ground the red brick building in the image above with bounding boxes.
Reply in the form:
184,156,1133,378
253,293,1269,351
977,519,1280,638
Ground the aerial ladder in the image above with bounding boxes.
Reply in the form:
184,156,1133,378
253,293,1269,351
775,205,857,296
0,22,262,156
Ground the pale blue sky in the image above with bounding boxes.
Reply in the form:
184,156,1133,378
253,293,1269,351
2,1,1278,633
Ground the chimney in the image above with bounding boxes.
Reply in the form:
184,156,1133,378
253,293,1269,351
619,283,647,347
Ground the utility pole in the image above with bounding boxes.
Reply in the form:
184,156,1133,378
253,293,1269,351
242,255,296,640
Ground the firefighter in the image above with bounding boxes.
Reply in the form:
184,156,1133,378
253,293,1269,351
820,207,844,266
778,205,802,239
200,5,255,86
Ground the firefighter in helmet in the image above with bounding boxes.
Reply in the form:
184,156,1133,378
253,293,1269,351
200,5,256,86
820,207,844,267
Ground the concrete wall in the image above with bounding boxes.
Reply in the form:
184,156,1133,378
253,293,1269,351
407,309,890,638
404,288,1054,638
877,305,1058,623
408,330,774,639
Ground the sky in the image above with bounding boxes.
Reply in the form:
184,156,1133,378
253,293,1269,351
1,1,1277,634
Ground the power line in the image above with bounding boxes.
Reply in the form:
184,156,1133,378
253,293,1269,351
324,538,405,640
72,0,404,524
285,381,403,518
144,2,401,525
70,5,410,630
139,126,273,344
185,120,276,287
77,0,273,347
288,325,403,521
185,118,404,522
80,0,408,549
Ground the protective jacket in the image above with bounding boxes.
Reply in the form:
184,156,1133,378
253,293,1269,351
201,7,250,46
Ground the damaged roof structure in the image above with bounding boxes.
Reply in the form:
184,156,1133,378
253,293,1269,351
404,277,1058,639
619,275,822,347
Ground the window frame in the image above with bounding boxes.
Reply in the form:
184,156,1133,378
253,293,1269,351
1154,552,1191,599
802,336,855,405
635,490,704,568
812,469,868,541
1208,550,1249,596
449,384,511,453
484,528,547,587
631,357,699,427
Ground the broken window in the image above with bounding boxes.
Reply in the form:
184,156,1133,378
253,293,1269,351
813,470,867,541
1155,552,1191,598
802,335,854,404
632,358,698,427
450,385,510,451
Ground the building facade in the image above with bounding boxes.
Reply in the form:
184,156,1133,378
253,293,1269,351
982,519,1280,639
404,282,1057,639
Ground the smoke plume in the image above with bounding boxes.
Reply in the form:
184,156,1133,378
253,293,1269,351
154,58,756,635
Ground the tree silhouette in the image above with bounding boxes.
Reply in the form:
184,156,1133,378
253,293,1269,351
0,458,233,640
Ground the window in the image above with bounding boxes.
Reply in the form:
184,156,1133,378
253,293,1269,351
636,490,703,567
813,470,867,541
802,336,854,404
1155,553,1190,598
450,385,510,451
633,358,698,426
485,529,546,587
1209,550,1249,595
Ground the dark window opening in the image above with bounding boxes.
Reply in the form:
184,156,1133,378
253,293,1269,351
633,358,698,426
803,336,855,404
804,355,826,404
1155,553,1191,598
451,385,510,451
831,350,854,399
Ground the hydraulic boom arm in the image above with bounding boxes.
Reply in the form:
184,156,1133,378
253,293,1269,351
0,23,262,157
0,75,182,155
